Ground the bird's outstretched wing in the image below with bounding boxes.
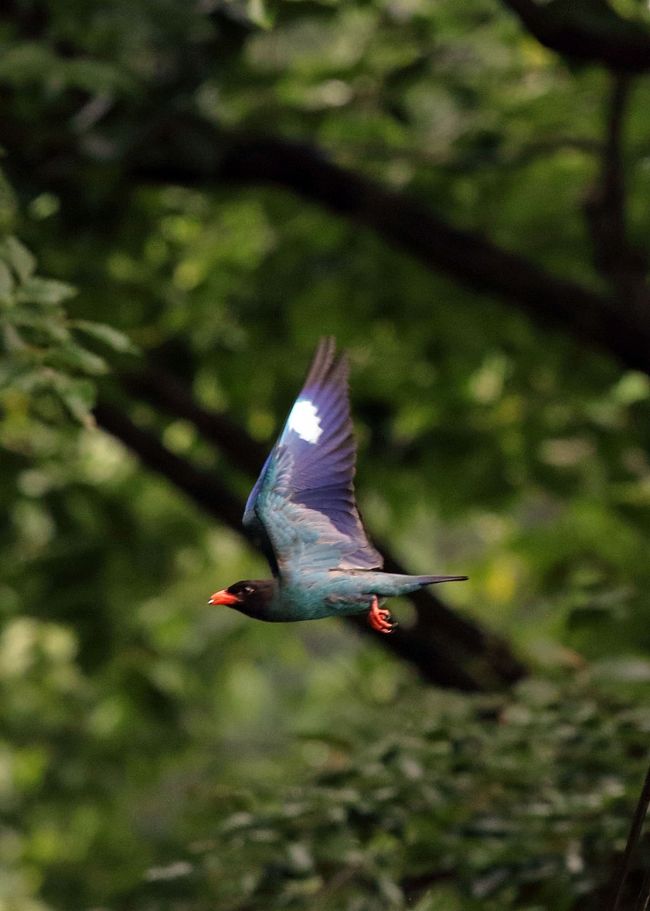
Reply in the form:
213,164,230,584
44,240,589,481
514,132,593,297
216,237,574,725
243,337,383,575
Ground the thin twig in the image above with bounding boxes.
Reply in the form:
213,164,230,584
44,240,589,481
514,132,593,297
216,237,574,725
608,759,650,911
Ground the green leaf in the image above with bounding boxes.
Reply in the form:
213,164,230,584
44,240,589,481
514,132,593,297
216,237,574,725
0,260,14,302
16,277,76,306
247,0,273,29
0,168,17,233
2,322,26,351
50,374,97,427
71,320,138,354
48,342,108,376
12,311,70,344
4,236,36,283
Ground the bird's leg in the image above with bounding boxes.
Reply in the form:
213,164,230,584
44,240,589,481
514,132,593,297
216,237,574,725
368,596,397,634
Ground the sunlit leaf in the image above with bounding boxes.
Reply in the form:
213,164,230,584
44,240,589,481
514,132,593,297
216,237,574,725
51,375,97,427
48,342,108,376
71,320,138,354
0,260,13,301
16,276,76,306
4,235,36,282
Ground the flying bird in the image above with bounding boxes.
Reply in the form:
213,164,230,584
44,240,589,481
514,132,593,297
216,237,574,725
209,337,467,633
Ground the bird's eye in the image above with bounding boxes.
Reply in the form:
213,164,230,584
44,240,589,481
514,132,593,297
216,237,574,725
244,585,254,595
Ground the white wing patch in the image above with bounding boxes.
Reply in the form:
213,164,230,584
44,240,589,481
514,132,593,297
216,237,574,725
288,398,323,444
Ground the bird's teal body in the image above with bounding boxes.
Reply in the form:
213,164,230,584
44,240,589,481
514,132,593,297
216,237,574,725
209,338,467,633
264,570,445,622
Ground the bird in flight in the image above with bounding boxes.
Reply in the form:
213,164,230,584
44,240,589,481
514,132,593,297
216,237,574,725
209,337,467,633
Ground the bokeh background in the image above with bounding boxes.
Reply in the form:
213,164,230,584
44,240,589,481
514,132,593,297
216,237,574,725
2,1,650,908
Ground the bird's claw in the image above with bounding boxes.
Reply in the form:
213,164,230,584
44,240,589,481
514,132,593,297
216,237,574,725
368,597,397,634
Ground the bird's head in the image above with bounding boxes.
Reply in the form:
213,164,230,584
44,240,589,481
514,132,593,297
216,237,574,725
208,580,274,619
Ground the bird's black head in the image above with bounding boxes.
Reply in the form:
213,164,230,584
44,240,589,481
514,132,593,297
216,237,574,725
208,580,275,620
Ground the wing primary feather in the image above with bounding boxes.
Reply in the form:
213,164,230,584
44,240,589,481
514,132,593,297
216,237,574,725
302,336,336,389
245,337,384,575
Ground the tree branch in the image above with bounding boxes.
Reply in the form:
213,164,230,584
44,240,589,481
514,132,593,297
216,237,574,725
93,402,245,533
501,0,650,73
124,371,482,640
591,73,631,264
131,123,650,375
584,73,648,309
122,364,526,683
6,105,650,373
122,365,268,475
94,394,526,691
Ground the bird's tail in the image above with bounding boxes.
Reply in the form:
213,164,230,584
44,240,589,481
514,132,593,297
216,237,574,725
415,574,468,586
362,572,468,597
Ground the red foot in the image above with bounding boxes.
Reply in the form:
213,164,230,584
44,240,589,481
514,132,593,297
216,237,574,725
368,596,397,634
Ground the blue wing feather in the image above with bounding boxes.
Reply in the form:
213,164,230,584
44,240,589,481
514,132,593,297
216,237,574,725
243,337,383,574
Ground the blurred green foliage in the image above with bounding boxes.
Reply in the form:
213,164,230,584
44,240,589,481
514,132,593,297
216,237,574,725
0,228,135,431
2,0,650,908
129,675,650,911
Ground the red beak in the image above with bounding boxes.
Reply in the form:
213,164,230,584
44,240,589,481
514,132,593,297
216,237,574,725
208,589,239,606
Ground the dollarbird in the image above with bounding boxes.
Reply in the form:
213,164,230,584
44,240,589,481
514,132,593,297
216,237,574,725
209,337,467,633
